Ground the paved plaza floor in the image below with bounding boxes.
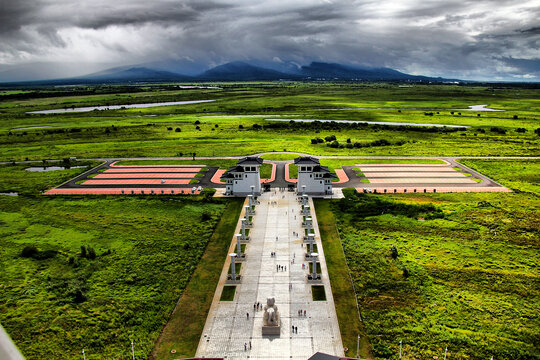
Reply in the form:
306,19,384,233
195,190,344,359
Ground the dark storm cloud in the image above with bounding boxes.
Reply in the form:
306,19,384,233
0,0,539,81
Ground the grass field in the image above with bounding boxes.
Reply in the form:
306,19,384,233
0,194,229,359
327,163,539,360
1,83,538,161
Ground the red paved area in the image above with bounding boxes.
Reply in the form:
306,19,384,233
45,188,201,195
364,172,466,178
261,163,277,183
285,163,297,183
370,178,476,184
334,169,349,184
110,161,205,167
211,169,226,184
95,173,198,179
83,179,191,185
360,166,456,172
105,168,203,173
356,187,511,193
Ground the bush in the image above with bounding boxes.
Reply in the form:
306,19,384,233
21,245,38,258
194,120,201,125
201,212,212,221
175,128,181,132
324,135,336,142
391,245,399,259
516,128,527,133
328,140,340,148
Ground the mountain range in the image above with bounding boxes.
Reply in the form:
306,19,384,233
1,61,459,84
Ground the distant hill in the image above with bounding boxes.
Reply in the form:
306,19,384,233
197,61,297,81
299,62,445,81
78,66,192,81
0,60,459,84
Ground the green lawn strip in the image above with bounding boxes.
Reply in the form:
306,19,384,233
311,285,327,301
260,163,273,179
220,286,236,301
314,199,372,359
260,153,302,161
151,198,244,360
114,159,239,168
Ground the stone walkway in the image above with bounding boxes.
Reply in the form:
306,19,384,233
195,190,344,359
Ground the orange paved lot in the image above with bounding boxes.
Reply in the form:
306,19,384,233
356,187,511,193
105,168,202,173
110,162,204,167
45,188,201,195
334,169,349,184
369,178,477,184
210,169,226,184
363,172,467,178
95,173,198,179
83,179,191,185
360,166,456,172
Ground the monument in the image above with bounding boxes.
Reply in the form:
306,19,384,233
262,297,281,335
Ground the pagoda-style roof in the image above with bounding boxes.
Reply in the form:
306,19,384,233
294,156,320,165
322,172,338,179
237,156,264,165
220,165,245,179
313,165,332,173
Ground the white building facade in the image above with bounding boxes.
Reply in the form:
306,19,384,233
294,156,336,195
221,157,263,196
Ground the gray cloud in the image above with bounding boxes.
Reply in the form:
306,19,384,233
0,0,539,81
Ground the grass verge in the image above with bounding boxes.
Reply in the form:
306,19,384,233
312,286,327,301
151,198,244,359
220,286,236,301
314,199,372,359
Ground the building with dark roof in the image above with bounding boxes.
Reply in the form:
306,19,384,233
221,157,263,195
294,156,337,195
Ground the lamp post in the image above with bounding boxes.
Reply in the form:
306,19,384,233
399,340,402,359
230,253,237,281
236,234,242,256
311,252,318,280
308,234,315,254
356,334,360,359
241,218,247,240
131,340,135,360
444,346,448,360
82,349,86,360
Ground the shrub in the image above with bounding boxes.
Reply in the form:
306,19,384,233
391,245,398,259
175,127,181,132
87,246,96,260
21,245,38,258
80,245,87,258
516,128,527,133
324,135,336,142
201,212,212,221
194,120,201,125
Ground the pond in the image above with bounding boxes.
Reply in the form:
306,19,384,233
0,192,18,196
27,100,216,114
25,166,87,172
455,104,504,112
263,118,468,128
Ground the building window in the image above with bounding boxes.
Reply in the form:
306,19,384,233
245,174,248,178
310,174,312,178
300,166,306,172
320,181,322,184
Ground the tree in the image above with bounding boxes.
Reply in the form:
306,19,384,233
80,245,87,258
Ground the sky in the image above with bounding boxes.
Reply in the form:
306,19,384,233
0,0,539,81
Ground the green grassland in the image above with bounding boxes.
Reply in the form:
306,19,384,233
0,83,538,161
0,194,229,359
458,159,540,194
0,161,102,195
326,159,539,360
